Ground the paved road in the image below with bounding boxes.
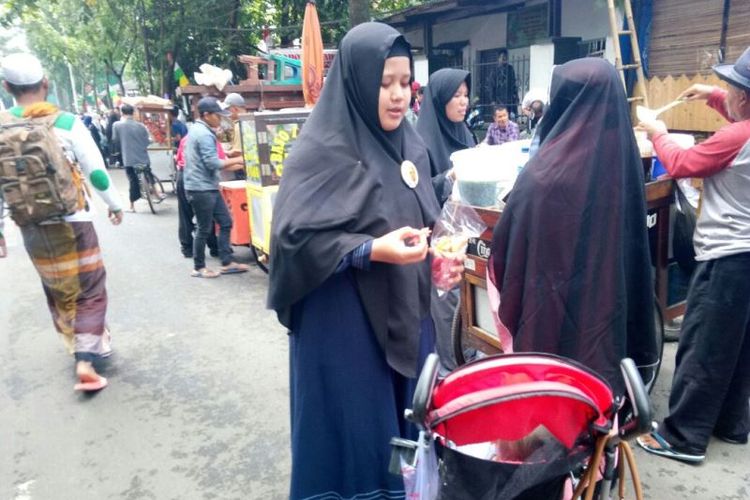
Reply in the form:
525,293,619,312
1,170,748,499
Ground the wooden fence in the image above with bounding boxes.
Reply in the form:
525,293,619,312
641,74,728,133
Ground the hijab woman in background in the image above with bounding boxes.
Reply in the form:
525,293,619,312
268,23,456,499
416,68,476,372
416,68,475,205
488,58,658,395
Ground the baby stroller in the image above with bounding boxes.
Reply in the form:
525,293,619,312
391,353,652,500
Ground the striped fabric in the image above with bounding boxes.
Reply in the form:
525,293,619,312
21,221,109,356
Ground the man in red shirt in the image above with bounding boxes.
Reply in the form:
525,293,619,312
637,47,750,463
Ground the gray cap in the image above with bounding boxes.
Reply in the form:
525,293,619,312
222,92,246,108
713,46,750,93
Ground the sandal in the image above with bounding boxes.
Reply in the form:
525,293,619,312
636,429,705,463
220,262,249,274
74,362,108,392
191,267,220,278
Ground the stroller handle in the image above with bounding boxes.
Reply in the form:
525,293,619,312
619,357,653,440
408,353,440,428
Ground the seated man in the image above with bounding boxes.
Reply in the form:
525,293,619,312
482,105,519,146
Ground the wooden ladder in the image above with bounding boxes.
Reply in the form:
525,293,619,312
607,0,649,107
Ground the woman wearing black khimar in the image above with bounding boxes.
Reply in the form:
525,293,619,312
488,58,657,395
416,68,475,204
416,68,475,373
267,22,449,499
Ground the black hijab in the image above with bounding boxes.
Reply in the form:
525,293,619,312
416,69,475,203
267,22,441,378
488,58,656,394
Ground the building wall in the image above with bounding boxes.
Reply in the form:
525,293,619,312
398,0,617,93
433,12,507,52
561,0,612,41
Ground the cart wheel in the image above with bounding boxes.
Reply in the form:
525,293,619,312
252,247,269,274
640,295,665,394
451,303,467,367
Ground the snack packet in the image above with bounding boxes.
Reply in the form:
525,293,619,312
431,200,487,296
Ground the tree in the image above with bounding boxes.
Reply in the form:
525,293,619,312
3,0,429,110
349,0,369,27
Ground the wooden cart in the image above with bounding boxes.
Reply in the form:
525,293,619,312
135,103,176,192
459,178,680,356
237,108,311,271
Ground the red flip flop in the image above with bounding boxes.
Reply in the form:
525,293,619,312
74,374,108,392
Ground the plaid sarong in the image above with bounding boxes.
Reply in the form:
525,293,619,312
21,220,109,357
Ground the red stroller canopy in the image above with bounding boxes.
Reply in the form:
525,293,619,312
426,354,616,449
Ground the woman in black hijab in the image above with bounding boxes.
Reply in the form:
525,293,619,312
415,68,475,372
416,68,475,204
488,58,657,395
267,23,450,499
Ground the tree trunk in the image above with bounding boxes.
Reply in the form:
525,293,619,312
349,0,370,28
104,75,113,109
138,0,155,94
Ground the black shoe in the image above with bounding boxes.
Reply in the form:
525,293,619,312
713,432,748,445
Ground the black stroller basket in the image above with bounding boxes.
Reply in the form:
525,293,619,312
392,353,652,500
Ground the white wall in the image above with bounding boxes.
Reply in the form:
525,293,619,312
529,43,555,97
413,56,429,86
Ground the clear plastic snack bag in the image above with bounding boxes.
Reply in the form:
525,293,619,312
431,200,487,296
400,432,439,500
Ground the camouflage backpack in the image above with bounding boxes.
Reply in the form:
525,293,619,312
0,110,85,226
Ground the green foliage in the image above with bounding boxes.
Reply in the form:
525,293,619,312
3,0,428,110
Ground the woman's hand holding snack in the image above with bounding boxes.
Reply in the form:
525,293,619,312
431,236,467,291
372,227,430,265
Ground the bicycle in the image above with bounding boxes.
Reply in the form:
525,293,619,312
133,164,165,214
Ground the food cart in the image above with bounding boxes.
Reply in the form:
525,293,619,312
122,97,176,192
238,108,311,270
456,176,676,390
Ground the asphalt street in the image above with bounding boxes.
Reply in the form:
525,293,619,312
1,170,748,499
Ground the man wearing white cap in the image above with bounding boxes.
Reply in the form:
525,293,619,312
220,92,247,181
1,53,124,392
637,47,750,462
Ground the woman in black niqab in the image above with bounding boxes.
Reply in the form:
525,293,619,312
488,58,657,395
416,68,475,204
267,22,441,499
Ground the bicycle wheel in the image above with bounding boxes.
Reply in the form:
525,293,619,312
138,170,156,214
153,178,166,203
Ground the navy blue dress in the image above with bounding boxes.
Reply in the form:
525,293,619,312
289,270,435,500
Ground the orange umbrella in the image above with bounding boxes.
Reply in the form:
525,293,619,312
302,0,324,107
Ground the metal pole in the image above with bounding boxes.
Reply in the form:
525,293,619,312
67,60,80,113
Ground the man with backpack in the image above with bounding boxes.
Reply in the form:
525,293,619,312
0,53,124,392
